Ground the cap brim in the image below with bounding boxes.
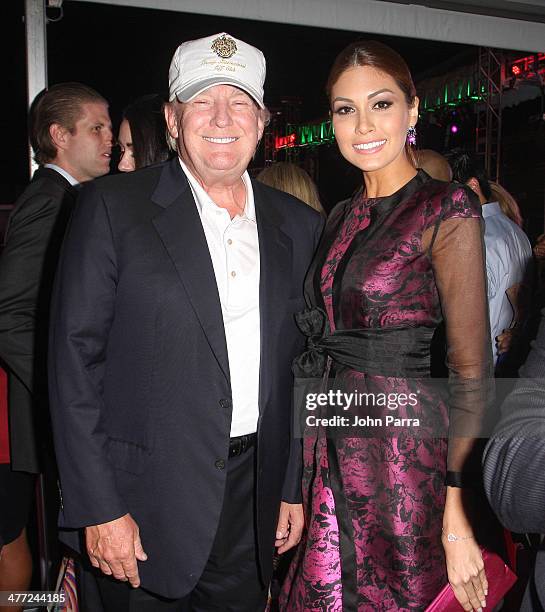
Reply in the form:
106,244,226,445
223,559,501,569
172,76,264,108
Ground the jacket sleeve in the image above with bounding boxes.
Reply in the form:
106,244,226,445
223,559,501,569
483,309,545,533
49,182,128,527
282,211,325,503
0,193,65,393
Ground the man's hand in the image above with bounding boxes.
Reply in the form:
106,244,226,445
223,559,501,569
85,513,147,588
275,502,304,554
496,328,515,355
534,234,545,259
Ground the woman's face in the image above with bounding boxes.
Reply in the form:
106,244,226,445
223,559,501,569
330,66,418,176
117,119,135,172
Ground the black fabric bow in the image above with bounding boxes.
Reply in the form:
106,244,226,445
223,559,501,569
292,307,435,379
292,308,330,378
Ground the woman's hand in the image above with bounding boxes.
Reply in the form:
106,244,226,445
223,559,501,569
442,487,488,611
442,533,487,611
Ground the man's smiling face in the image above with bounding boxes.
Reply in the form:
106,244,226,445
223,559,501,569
165,84,265,186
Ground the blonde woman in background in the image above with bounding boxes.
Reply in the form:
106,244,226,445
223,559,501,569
489,181,524,228
257,162,326,215
416,149,452,182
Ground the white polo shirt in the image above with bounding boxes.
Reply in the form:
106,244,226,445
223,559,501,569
179,159,261,437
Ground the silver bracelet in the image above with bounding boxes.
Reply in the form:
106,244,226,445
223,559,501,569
442,529,474,542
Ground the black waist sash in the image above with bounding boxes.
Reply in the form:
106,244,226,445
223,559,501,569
292,307,434,379
292,307,436,610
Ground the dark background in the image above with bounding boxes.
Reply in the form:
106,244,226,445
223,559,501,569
5,2,469,194
4,1,544,232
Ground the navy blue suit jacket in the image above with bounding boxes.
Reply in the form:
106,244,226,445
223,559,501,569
48,158,322,598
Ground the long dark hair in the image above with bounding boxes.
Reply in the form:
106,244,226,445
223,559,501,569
445,148,492,201
122,94,170,169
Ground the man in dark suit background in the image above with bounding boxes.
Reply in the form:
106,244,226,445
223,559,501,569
49,33,322,611
483,312,545,610
0,82,112,598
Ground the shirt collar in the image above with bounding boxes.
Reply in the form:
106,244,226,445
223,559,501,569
43,163,80,186
178,158,255,222
481,201,501,218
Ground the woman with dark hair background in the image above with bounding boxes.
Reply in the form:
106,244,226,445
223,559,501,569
117,93,171,172
280,40,492,611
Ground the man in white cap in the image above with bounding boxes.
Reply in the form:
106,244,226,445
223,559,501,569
49,33,323,610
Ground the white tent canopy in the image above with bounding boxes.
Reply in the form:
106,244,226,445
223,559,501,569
70,0,545,52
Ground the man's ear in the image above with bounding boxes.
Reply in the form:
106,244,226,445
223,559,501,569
164,103,180,140
49,123,71,152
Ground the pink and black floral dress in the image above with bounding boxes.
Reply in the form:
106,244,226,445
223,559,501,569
280,170,492,611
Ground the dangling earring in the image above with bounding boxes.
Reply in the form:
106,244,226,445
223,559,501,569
407,126,417,146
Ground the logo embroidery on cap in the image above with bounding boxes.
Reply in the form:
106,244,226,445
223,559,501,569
211,34,238,59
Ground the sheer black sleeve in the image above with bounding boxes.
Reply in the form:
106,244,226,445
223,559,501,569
424,213,494,482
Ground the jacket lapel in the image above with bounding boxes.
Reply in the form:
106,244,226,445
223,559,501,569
253,181,292,410
151,159,230,383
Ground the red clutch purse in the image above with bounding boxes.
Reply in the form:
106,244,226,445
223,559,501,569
425,549,516,611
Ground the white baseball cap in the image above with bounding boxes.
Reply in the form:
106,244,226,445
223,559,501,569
168,32,266,108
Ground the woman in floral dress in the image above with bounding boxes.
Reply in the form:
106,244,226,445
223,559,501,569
280,41,492,611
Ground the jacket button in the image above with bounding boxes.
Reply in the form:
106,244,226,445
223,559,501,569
215,459,225,470
219,399,231,409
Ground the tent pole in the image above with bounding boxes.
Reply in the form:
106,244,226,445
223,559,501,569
25,0,48,178
24,0,50,590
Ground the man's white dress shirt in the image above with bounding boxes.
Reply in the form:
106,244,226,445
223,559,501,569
482,201,532,364
44,163,79,186
180,160,261,437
